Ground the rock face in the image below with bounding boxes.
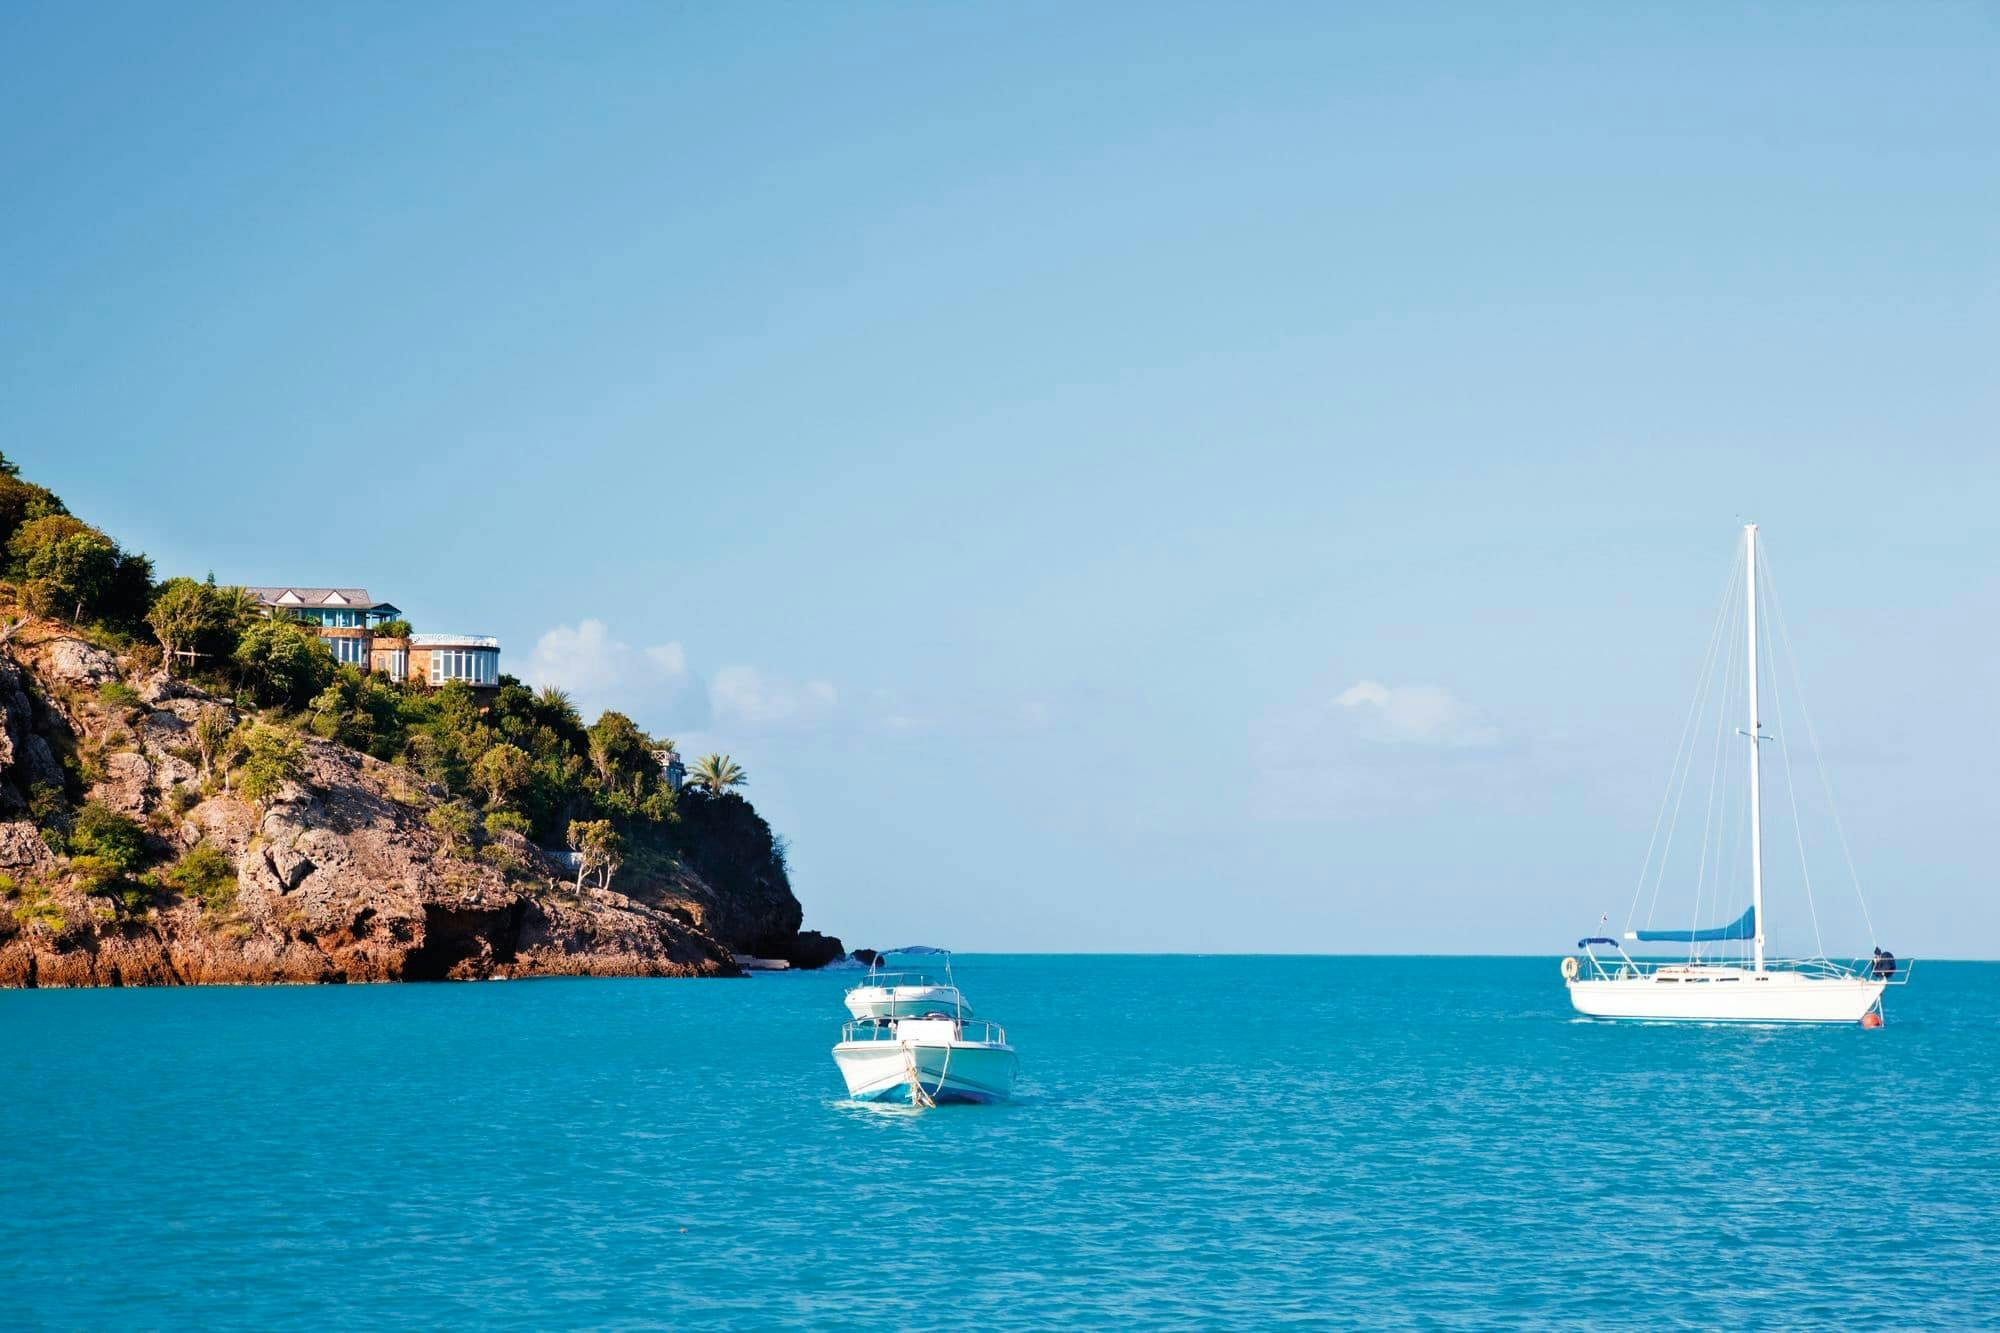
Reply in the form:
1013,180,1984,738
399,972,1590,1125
0,626,840,987
618,790,837,968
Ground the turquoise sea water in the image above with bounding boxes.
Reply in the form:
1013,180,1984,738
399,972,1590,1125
3,956,1996,1328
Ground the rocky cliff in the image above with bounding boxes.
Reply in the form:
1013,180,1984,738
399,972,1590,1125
0,625,837,986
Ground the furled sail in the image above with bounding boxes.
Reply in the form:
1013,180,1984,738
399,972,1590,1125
1634,904,1756,944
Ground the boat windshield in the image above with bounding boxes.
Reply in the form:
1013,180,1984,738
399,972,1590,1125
853,970,946,989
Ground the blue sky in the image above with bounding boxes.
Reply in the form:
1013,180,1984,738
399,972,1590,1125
5,3,1995,955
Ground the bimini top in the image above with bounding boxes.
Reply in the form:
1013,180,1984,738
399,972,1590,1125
883,945,951,957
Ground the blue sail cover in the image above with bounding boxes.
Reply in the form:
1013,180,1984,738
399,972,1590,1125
1635,904,1756,944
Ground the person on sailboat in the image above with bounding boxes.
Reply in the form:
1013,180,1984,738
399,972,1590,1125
1872,947,1897,980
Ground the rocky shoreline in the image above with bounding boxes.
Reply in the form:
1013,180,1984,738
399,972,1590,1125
0,625,839,987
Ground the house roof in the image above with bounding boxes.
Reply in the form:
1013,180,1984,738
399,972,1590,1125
410,633,501,648
243,587,401,616
244,586,374,607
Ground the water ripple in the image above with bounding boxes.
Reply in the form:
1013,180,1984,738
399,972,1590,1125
1,957,1994,1328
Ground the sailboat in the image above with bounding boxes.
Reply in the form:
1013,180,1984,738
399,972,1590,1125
1564,524,1909,1023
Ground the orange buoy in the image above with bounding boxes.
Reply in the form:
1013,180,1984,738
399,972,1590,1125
1860,1011,1884,1029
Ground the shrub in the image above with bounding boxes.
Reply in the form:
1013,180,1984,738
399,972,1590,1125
160,844,238,915
97,680,143,714
483,809,531,838
0,873,16,898
26,783,65,828
427,801,479,857
191,704,237,780
70,802,145,872
164,783,200,816
70,853,126,894
15,887,66,932
235,725,304,809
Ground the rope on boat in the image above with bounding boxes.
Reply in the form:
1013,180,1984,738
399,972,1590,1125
903,1040,951,1109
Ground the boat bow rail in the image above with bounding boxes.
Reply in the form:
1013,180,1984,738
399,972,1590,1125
839,1017,1009,1046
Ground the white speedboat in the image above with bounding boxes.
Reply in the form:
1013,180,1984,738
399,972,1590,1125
1564,524,1910,1024
843,946,971,1022
832,1016,1018,1106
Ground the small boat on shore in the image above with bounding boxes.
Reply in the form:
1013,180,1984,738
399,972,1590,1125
842,946,971,1021
832,1015,1018,1106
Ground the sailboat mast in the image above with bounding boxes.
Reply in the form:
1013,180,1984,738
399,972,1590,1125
1744,523,1766,973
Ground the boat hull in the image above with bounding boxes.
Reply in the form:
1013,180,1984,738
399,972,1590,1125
1568,971,1885,1023
832,1040,1018,1105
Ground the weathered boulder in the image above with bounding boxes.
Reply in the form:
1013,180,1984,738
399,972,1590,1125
0,656,67,815
0,820,55,873
36,637,118,688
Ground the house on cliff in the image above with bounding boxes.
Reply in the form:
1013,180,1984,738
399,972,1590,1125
245,586,501,690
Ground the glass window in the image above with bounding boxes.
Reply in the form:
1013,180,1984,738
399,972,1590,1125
325,636,368,665
421,646,500,685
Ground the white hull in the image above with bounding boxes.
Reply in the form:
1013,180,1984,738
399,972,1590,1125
832,1039,1017,1105
843,984,969,1022
1568,970,1884,1023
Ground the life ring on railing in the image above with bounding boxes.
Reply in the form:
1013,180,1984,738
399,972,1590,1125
1561,956,1580,981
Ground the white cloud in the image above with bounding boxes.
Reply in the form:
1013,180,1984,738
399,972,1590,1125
523,619,693,720
1249,675,1515,819
709,665,838,729
1334,680,1500,749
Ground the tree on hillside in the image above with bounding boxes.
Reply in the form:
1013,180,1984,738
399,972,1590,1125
234,724,304,810
0,458,69,552
232,618,335,709
191,704,237,782
689,753,747,795
566,818,623,892
306,666,404,757
150,576,256,676
426,800,479,858
586,711,656,797
8,515,118,622
473,742,532,810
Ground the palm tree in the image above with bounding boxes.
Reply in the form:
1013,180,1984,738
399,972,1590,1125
536,685,580,727
689,753,747,795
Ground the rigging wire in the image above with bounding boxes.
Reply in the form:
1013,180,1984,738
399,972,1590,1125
1764,545,1879,949
1628,545,1742,934
1688,578,1744,962
1760,545,1828,961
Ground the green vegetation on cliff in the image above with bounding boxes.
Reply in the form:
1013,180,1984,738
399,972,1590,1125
0,451,799,950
